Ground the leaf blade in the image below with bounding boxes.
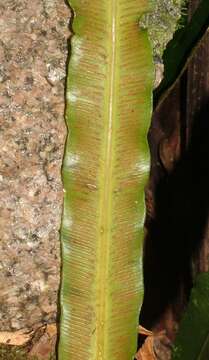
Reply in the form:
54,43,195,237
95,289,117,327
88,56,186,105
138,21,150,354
59,1,154,359
172,272,209,360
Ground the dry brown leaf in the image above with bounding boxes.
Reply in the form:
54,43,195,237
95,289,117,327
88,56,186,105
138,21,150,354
0,323,57,348
0,329,33,346
29,324,57,359
136,325,171,360
158,131,180,173
46,324,57,337
139,325,154,337
135,335,157,360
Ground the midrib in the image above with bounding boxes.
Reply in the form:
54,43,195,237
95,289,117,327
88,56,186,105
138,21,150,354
96,0,117,359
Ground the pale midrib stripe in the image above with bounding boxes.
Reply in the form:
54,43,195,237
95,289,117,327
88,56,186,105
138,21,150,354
96,0,117,359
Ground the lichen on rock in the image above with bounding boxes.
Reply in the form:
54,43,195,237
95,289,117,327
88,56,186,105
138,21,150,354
140,0,187,87
140,0,187,60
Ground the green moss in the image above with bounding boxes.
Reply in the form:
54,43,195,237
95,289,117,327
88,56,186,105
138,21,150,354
140,0,187,60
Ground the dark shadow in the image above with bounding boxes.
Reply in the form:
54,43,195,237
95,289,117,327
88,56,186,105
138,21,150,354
139,96,209,334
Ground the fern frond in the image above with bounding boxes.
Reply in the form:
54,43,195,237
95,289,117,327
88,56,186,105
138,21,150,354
59,1,154,359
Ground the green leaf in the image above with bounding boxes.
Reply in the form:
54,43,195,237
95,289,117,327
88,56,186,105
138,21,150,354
58,1,154,359
172,272,209,360
154,0,209,109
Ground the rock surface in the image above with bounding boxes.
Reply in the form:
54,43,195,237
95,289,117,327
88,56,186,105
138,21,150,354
0,0,70,333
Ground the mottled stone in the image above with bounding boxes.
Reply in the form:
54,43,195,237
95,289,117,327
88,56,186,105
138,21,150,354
140,0,186,59
0,0,70,332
